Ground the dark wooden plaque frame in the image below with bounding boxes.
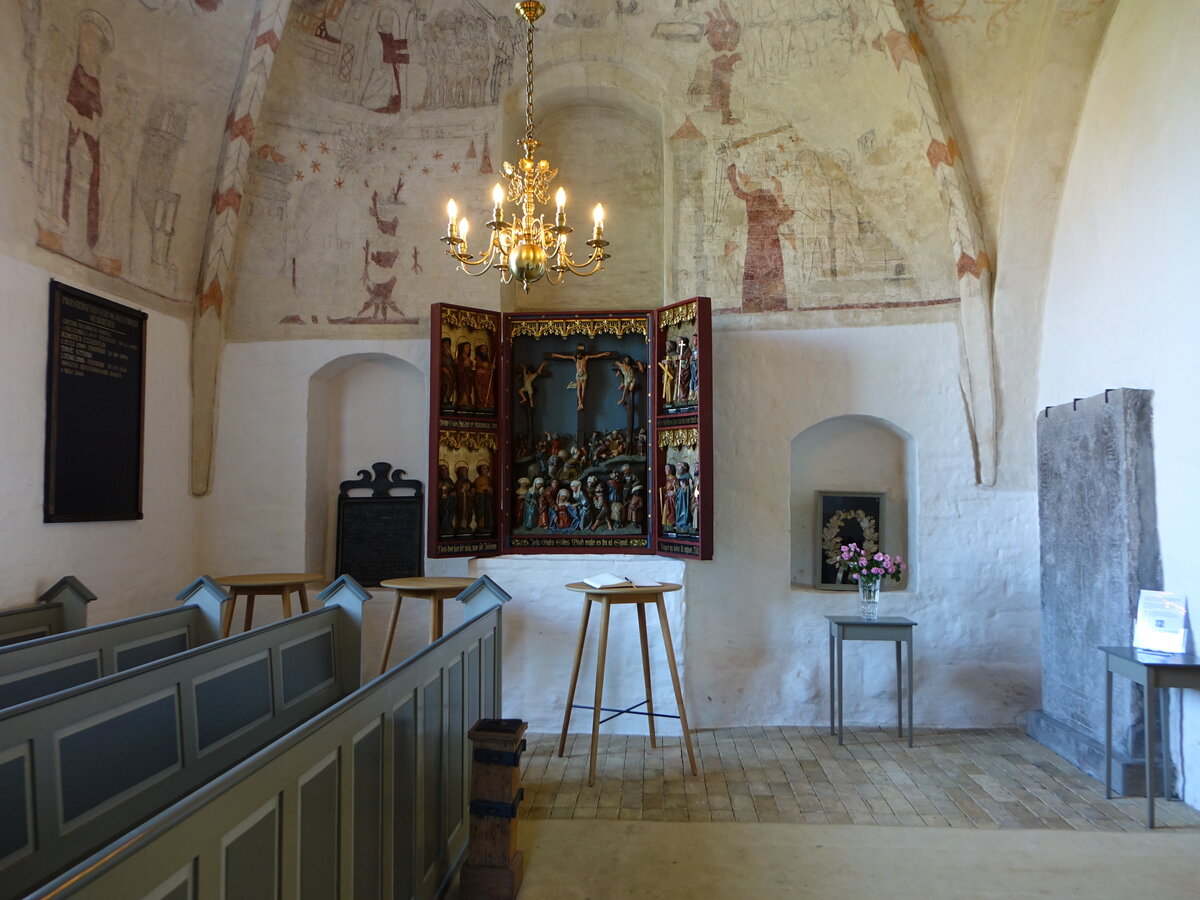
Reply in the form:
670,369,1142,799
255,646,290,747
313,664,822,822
428,299,712,560
44,281,147,523
336,462,424,587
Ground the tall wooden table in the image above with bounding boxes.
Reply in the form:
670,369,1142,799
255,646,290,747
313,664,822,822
559,582,697,785
213,573,325,637
1101,645,1200,828
377,576,477,673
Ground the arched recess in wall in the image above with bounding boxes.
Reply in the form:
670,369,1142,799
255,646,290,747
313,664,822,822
305,353,426,576
790,415,914,590
499,62,667,312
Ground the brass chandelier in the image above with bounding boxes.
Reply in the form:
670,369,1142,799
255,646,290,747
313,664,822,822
440,1,610,292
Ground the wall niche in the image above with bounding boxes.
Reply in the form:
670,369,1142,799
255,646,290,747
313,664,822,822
790,415,912,589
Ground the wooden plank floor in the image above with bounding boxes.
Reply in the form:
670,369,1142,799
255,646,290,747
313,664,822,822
519,727,1200,830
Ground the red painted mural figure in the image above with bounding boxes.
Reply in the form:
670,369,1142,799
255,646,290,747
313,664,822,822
61,11,113,251
726,163,794,312
705,1,743,125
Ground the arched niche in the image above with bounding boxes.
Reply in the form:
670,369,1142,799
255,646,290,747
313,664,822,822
304,353,426,575
790,415,914,589
497,64,667,312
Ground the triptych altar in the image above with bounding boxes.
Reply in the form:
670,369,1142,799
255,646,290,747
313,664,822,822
429,298,713,560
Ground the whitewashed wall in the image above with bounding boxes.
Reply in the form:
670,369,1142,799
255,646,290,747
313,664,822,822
0,255,198,623
204,322,1042,735
1040,1,1200,807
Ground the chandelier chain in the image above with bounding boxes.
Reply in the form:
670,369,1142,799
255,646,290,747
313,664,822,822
524,17,536,147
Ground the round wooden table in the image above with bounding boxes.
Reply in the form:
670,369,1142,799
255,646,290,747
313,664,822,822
377,576,477,673
213,573,326,637
559,581,697,786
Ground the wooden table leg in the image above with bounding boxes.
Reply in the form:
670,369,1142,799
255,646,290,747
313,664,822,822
298,583,311,613
836,629,844,746
1145,677,1156,828
280,587,294,619
636,602,657,749
907,633,914,748
430,592,445,643
655,597,697,776
895,640,903,738
1104,666,1113,799
828,629,836,736
589,598,613,786
220,597,235,638
243,592,257,632
558,597,593,758
379,593,405,675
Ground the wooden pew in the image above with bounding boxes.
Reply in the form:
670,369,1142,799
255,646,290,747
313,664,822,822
28,576,511,900
0,577,228,711
0,578,96,648
0,576,372,900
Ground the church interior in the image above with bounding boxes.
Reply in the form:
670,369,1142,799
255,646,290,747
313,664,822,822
3,0,1200,895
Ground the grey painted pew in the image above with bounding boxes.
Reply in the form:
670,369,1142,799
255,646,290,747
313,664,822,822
32,575,512,900
0,576,371,900
0,578,96,648
0,577,228,710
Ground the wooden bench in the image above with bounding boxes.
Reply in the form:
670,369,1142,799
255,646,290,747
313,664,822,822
26,576,511,900
0,577,228,711
0,576,372,900
0,577,96,648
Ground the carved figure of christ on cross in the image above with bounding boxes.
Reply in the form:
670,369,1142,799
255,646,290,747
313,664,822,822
547,344,615,411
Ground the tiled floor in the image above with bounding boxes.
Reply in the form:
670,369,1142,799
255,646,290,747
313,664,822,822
519,726,1200,831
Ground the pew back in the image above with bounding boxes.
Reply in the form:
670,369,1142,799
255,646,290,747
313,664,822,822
0,578,95,648
0,578,368,900
30,576,509,900
0,577,228,711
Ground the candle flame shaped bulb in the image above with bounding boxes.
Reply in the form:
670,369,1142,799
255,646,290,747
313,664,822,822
446,199,458,238
459,217,470,240
593,203,605,240
491,183,504,225
556,187,566,212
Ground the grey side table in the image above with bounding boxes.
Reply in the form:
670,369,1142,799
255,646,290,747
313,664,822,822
827,616,916,747
1100,646,1200,828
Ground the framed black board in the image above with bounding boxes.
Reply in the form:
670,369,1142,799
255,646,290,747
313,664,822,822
44,281,147,522
336,463,424,587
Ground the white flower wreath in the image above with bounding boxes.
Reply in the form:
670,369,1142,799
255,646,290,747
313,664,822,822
822,508,879,581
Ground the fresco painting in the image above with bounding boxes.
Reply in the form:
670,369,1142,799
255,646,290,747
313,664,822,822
24,0,247,303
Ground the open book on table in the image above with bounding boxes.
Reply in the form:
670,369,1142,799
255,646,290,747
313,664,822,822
582,572,662,589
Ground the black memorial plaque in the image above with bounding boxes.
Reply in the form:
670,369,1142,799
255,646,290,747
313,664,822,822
44,281,147,522
336,463,424,587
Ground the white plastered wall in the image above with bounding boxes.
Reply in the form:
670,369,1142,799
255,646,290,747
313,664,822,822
1039,1,1200,807
0,255,198,622
203,320,1042,736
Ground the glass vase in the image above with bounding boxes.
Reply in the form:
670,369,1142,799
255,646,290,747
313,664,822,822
858,577,880,621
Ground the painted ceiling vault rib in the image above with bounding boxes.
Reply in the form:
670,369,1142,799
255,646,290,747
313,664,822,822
191,0,293,496
872,0,997,485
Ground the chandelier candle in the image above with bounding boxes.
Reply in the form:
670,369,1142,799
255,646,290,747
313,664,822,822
439,2,611,292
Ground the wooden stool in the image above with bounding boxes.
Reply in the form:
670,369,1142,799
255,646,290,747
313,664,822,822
213,573,325,637
461,718,527,899
376,576,477,673
558,582,697,785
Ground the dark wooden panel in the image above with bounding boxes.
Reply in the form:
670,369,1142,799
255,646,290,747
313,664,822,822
0,752,31,865
58,693,180,824
336,463,424,588
115,632,189,672
223,803,278,899
0,657,99,710
299,757,339,900
281,632,334,706
194,657,272,751
44,282,146,523
352,722,383,898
